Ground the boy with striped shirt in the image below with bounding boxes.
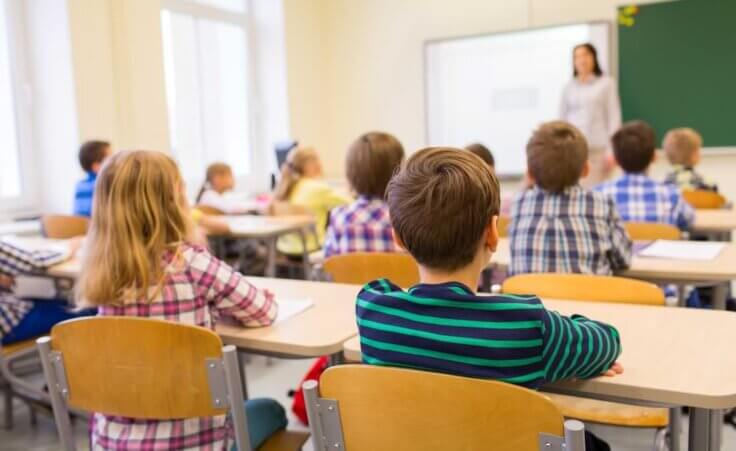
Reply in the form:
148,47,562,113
356,147,623,388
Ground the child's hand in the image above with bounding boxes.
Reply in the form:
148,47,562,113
602,361,624,377
0,274,14,290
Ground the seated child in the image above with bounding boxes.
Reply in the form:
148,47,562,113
0,237,94,345
73,140,111,217
324,132,404,257
662,127,717,192
509,121,632,275
272,147,351,255
196,162,252,214
76,150,286,450
465,142,495,168
356,148,620,450
596,121,695,230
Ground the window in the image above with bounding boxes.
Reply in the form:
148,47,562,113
161,0,254,186
0,1,35,214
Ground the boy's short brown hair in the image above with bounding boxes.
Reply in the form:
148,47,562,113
387,147,500,271
346,132,405,198
465,143,495,167
612,121,656,173
527,121,588,193
79,140,111,173
663,127,702,166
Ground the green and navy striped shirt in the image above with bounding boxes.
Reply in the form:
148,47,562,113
356,279,621,389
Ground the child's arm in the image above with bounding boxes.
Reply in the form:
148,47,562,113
607,198,632,270
0,237,77,276
672,192,696,230
541,310,622,384
190,247,278,326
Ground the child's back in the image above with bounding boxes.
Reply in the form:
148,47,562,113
324,132,404,257
595,121,695,230
357,147,622,390
509,121,631,276
77,151,280,450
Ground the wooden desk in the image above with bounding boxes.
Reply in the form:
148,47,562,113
692,209,736,239
216,277,358,360
490,238,736,309
343,298,736,451
211,215,316,277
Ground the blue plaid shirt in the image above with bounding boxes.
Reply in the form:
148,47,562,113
323,196,396,257
508,185,632,276
73,172,97,217
595,173,695,230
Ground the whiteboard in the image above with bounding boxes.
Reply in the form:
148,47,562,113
425,22,610,176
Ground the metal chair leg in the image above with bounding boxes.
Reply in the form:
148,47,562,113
3,385,12,430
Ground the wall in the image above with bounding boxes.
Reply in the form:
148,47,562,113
282,0,736,201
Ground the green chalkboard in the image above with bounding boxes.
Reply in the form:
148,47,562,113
618,0,736,147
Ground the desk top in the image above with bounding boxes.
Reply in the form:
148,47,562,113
216,277,358,357
216,215,314,239
344,297,736,409
692,208,736,233
491,238,736,283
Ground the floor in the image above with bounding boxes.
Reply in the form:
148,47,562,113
1,356,735,451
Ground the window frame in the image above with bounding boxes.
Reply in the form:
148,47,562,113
0,0,38,217
160,0,269,194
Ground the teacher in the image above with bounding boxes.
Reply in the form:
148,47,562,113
559,43,621,184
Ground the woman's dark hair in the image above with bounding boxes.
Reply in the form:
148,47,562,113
573,43,603,77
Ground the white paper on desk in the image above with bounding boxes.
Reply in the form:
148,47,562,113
14,276,57,299
637,240,725,261
0,235,68,254
274,298,314,324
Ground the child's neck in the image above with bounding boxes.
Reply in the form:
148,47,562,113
417,261,484,294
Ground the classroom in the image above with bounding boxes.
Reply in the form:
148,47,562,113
1,0,735,450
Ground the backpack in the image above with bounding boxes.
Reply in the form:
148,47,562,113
290,356,329,425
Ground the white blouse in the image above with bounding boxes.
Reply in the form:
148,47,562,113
559,75,622,150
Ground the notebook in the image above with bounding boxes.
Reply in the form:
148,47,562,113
274,297,314,324
637,240,725,261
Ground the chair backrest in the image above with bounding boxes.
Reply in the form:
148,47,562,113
194,205,225,216
323,252,420,287
497,215,510,238
41,215,89,239
306,365,570,451
502,273,665,306
681,190,726,209
44,317,228,418
624,222,681,241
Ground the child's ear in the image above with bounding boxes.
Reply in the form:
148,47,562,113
651,149,658,165
580,160,591,178
392,228,408,252
525,170,536,187
91,162,102,173
486,215,499,253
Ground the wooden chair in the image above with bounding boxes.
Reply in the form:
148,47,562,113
37,317,308,451
682,190,726,209
303,365,586,451
322,252,420,288
502,273,670,449
195,205,225,216
624,222,681,241
497,215,510,238
41,216,89,239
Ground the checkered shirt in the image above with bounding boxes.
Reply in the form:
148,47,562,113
664,165,718,192
323,196,397,257
90,243,277,451
0,238,72,339
595,173,696,230
508,185,632,276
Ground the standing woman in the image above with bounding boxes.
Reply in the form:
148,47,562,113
560,43,622,186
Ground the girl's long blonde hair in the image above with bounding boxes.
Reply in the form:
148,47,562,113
76,150,194,306
273,147,319,201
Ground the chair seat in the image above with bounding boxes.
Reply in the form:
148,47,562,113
258,430,310,451
2,338,38,357
548,394,669,428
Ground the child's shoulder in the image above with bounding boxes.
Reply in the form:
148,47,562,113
165,242,218,273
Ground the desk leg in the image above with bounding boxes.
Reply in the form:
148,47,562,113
298,228,311,280
265,237,277,278
713,284,728,310
669,407,681,451
688,407,721,451
327,352,344,367
237,351,250,400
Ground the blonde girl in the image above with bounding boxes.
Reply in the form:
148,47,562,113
272,147,350,254
77,150,286,450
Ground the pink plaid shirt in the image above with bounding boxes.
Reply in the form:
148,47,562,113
90,243,277,450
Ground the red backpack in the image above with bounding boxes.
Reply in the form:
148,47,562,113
290,356,329,425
